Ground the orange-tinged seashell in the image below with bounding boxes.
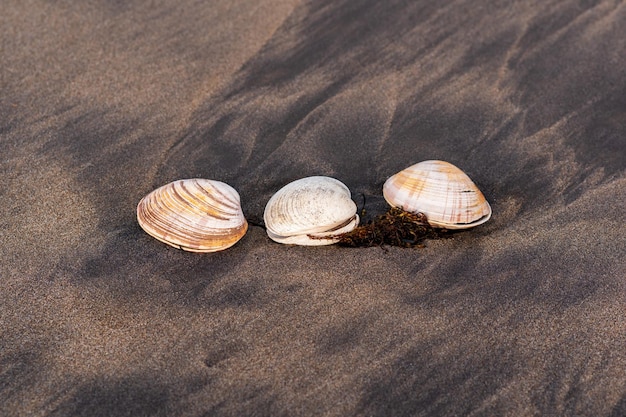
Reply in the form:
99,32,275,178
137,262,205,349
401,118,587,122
137,179,248,252
383,160,491,229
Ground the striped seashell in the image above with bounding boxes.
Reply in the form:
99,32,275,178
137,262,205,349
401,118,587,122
137,179,248,252
264,176,359,246
383,160,491,229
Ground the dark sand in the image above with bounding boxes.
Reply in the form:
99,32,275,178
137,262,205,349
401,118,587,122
2,1,625,416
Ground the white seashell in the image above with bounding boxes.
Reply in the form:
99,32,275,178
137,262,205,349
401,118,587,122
264,176,359,245
137,179,248,252
383,160,491,229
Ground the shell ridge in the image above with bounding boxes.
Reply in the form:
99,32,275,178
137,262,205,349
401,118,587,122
199,180,241,213
178,180,233,220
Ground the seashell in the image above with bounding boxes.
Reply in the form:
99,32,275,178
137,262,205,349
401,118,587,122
264,176,359,245
383,160,491,229
137,179,248,252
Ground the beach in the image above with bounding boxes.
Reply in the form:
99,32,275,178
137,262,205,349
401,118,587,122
1,1,625,415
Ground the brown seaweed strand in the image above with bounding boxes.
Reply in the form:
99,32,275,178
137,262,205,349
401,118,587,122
310,207,447,248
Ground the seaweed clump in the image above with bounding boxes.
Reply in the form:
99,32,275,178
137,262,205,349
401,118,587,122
324,207,449,248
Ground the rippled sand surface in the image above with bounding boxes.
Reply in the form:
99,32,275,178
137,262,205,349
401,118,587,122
2,1,625,415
